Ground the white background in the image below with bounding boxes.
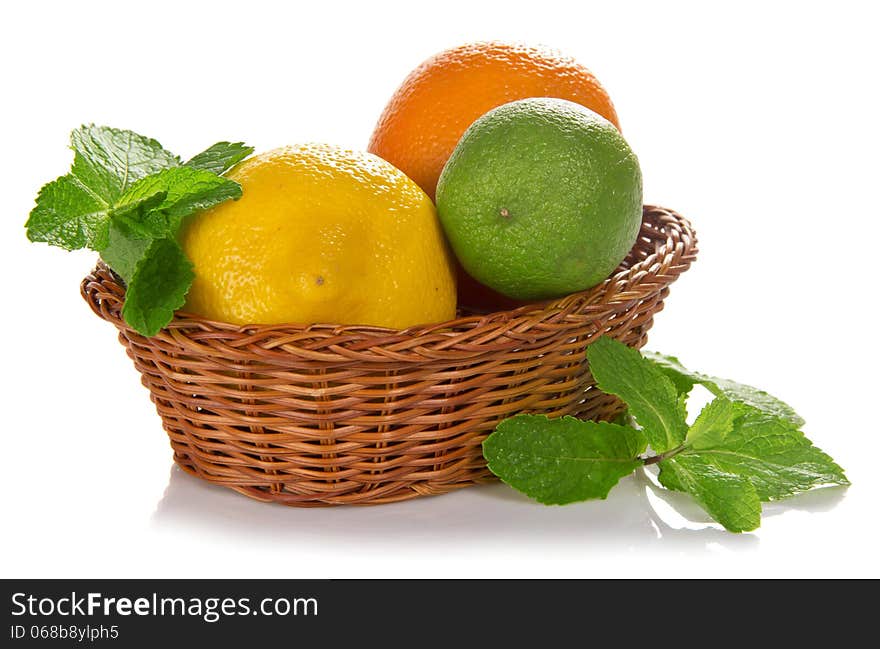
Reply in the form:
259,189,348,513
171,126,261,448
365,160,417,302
2,0,878,578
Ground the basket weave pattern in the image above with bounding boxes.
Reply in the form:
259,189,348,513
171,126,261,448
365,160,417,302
82,205,696,506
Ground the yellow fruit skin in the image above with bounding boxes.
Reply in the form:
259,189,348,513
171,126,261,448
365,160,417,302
179,144,457,329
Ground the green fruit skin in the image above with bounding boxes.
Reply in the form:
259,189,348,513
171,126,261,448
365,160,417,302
435,97,643,300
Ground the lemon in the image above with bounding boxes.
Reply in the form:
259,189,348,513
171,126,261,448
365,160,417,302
180,144,456,328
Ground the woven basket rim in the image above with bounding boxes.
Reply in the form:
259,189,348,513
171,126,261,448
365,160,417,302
82,204,697,363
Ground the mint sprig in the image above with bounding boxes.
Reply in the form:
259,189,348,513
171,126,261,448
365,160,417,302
26,125,253,336
483,337,849,532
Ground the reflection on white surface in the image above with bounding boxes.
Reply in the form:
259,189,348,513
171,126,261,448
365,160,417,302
151,464,846,555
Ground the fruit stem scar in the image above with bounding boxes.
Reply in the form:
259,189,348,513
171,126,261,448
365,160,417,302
316,276,325,286
499,207,511,219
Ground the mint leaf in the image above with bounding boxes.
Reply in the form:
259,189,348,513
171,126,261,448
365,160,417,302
658,454,762,533
682,405,849,501
645,352,804,426
645,352,694,396
121,237,194,337
70,125,180,201
99,220,151,283
686,396,740,449
112,188,168,220
707,376,804,427
115,166,242,234
642,353,696,395
109,189,170,239
26,175,111,250
101,166,242,288
185,142,253,175
483,414,646,504
587,337,687,453
113,167,241,238
26,125,180,252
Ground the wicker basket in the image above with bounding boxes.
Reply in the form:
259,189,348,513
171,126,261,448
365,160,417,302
82,205,696,506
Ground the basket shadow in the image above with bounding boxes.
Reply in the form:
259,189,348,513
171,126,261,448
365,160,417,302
147,465,837,554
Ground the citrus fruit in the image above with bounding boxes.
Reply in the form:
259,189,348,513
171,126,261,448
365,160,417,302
435,98,642,300
368,41,619,201
180,144,456,329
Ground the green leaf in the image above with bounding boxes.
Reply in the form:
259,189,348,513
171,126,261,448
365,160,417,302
109,189,170,239
686,396,740,449
483,414,646,505
25,125,180,252
682,405,849,501
586,337,688,453
646,352,695,396
120,166,242,228
707,376,804,427
70,125,180,201
121,237,194,336
645,352,804,426
25,175,111,250
658,454,762,533
99,220,151,283
185,141,254,175
101,167,242,282
112,188,168,219
611,408,634,427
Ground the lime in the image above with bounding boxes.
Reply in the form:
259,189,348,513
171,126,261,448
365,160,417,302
435,97,642,300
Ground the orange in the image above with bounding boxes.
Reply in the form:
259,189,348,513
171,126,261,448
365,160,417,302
368,42,620,202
